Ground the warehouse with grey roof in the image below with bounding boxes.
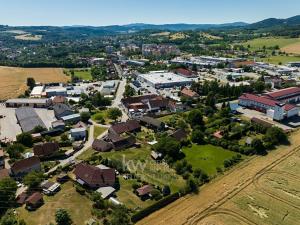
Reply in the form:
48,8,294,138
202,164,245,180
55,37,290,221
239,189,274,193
15,107,47,133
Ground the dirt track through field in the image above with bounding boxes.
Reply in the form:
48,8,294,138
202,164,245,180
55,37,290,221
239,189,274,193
138,130,300,225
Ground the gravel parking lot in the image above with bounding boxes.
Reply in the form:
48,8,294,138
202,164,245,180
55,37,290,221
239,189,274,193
0,105,22,142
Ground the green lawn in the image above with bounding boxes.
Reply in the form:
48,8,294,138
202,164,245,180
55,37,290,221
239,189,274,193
116,177,155,210
102,147,185,192
91,110,112,124
242,37,300,50
74,69,92,80
17,181,93,225
260,55,300,64
78,146,185,192
182,144,239,176
94,126,107,138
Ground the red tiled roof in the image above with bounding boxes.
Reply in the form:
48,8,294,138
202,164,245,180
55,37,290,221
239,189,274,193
213,131,223,139
74,163,115,187
110,120,141,135
233,60,256,68
239,93,296,111
122,94,158,106
175,68,196,77
0,169,9,180
11,156,40,174
52,96,67,104
17,192,29,205
26,192,43,205
137,185,153,196
264,87,300,99
181,88,199,98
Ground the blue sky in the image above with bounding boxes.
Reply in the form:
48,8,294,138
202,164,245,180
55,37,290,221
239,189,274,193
0,0,299,26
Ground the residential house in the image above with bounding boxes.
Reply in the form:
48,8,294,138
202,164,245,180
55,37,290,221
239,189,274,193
92,139,113,152
51,120,65,130
0,169,9,180
106,132,136,150
109,120,141,135
213,131,223,139
121,95,181,118
136,185,153,199
52,96,67,105
16,192,29,206
139,116,165,131
74,163,115,189
53,104,74,119
180,87,199,100
33,142,59,158
170,129,188,142
61,114,81,124
25,192,44,210
11,156,41,178
70,128,86,141
41,180,61,195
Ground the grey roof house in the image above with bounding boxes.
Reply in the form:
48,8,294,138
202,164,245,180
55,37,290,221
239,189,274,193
53,104,74,119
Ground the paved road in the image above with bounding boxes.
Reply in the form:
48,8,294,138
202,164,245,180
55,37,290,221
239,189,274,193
46,123,108,175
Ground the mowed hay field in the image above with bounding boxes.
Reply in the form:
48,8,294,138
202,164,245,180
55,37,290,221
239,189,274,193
282,42,300,54
243,37,300,50
0,66,69,100
138,130,300,225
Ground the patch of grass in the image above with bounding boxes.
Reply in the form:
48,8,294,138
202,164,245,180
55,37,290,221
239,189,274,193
102,147,185,192
242,37,300,50
91,110,112,124
93,126,107,139
261,55,300,65
17,181,93,225
182,144,240,176
77,148,95,161
116,177,155,210
73,69,92,80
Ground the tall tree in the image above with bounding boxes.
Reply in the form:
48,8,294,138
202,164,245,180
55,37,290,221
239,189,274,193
0,178,17,213
55,209,72,225
26,77,36,90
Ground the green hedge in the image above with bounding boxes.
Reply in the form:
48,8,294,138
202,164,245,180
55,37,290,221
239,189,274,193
131,192,180,223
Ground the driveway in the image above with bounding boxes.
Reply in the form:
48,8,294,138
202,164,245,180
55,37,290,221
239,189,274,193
46,123,109,175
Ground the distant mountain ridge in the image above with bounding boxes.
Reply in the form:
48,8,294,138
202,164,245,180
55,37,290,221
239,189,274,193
1,15,300,35
249,15,300,29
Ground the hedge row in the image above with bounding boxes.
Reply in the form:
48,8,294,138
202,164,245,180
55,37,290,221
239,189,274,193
131,192,180,223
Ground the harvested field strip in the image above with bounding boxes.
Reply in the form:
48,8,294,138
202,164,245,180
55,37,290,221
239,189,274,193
0,66,69,100
137,130,300,225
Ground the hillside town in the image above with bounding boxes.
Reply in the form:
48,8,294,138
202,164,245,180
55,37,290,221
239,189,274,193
1,2,300,225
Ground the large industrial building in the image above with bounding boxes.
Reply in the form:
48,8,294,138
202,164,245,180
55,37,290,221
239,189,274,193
6,98,52,108
15,107,47,133
263,87,300,103
137,71,193,89
239,93,299,121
